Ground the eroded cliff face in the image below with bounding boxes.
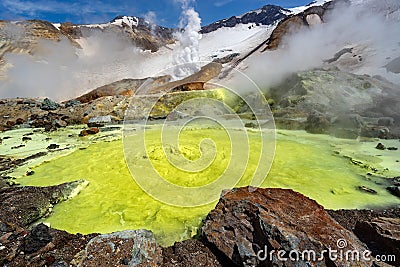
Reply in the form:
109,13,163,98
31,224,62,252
263,1,343,50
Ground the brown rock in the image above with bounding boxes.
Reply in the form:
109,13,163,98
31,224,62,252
264,2,336,50
15,118,24,125
148,62,222,94
6,121,15,127
202,187,371,266
162,239,222,267
59,22,83,39
265,15,306,50
79,128,99,137
75,76,171,103
0,223,95,267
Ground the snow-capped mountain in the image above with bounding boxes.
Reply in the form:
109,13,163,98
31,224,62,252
200,5,288,34
1,0,399,100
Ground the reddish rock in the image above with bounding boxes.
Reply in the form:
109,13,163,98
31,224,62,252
202,187,372,267
15,118,24,125
6,121,15,127
79,128,99,137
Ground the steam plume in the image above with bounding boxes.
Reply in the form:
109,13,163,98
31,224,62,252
0,29,143,100
243,0,400,90
172,0,202,79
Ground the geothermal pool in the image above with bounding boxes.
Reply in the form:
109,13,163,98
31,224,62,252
4,126,400,246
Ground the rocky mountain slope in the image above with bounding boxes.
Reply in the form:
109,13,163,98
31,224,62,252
58,16,175,52
200,5,288,34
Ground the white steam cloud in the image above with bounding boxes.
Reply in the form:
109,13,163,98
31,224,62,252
172,0,202,79
0,29,144,101
242,0,400,90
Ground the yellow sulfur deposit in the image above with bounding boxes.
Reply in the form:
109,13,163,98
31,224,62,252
17,128,400,246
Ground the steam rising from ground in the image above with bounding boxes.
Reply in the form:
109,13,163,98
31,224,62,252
0,30,143,100
172,0,202,79
244,0,400,90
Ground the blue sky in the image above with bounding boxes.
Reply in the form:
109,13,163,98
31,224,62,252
0,0,312,27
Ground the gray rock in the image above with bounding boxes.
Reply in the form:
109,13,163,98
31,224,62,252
0,180,88,226
64,99,81,108
78,230,163,267
87,115,112,127
40,98,60,111
378,117,395,126
305,110,330,134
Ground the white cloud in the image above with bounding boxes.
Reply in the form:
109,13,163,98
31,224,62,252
0,0,137,21
214,0,235,7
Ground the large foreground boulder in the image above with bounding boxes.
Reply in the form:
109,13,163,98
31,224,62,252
202,187,371,267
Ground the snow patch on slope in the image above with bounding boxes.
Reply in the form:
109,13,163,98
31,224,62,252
288,0,331,14
199,24,274,62
111,16,139,28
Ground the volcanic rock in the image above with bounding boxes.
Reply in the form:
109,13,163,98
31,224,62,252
201,5,288,34
76,78,144,103
269,70,400,138
0,223,96,267
64,99,81,108
387,186,400,198
54,119,67,128
264,1,335,50
202,187,371,267
357,185,378,194
0,180,88,227
0,19,79,64
22,223,53,254
305,110,330,134
75,75,172,104
22,136,32,142
78,230,163,267
47,143,60,150
0,177,11,189
378,117,395,127
376,143,386,150
162,239,222,267
355,217,400,266
59,22,83,39
147,63,222,94
265,15,306,50
40,98,60,111
0,152,47,172
79,128,99,137
87,115,112,127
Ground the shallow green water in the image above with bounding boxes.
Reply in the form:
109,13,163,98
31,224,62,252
17,128,400,246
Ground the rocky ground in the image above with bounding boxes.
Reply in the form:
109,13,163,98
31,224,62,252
0,69,399,266
0,175,399,267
